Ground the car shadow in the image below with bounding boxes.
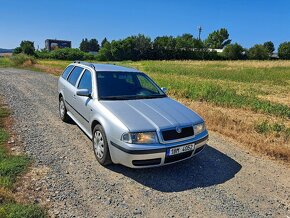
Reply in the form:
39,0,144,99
108,145,242,192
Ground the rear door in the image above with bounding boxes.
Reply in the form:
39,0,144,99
58,65,74,96
65,66,84,119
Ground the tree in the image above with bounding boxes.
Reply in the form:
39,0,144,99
263,41,275,54
88,39,100,52
153,36,176,59
80,38,100,52
248,44,269,60
101,38,108,47
96,41,112,61
13,47,22,55
222,43,245,60
278,42,290,59
205,28,231,49
79,38,90,52
131,34,152,60
13,40,35,55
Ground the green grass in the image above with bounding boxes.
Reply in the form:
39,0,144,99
0,106,46,217
0,150,29,188
255,120,290,141
0,107,29,189
0,203,46,218
147,73,290,118
0,57,13,68
137,61,290,85
0,107,29,188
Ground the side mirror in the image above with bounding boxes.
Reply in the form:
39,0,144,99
76,89,91,98
161,87,167,94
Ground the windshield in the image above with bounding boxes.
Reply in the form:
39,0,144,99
97,71,166,100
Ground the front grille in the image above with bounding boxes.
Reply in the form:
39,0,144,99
132,158,161,166
162,126,194,141
164,151,193,163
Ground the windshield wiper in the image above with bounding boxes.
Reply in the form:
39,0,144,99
100,94,167,100
137,94,167,99
100,96,131,100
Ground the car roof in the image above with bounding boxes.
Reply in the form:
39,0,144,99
72,61,140,73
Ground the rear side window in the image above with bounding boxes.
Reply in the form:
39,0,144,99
78,70,92,93
67,66,84,86
62,65,74,79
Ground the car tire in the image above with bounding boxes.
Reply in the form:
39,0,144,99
59,97,70,122
92,124,112,166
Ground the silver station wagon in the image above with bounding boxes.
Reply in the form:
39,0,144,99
58,61,209,168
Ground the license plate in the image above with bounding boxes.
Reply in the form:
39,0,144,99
166,143,195,156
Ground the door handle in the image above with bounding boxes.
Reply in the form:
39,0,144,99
73,94,76,99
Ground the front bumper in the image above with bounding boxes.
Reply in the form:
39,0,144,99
109,131,209,168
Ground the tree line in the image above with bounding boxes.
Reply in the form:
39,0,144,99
13,28,290,60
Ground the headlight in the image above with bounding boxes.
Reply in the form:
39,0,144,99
121,132,158,144
194,123,206,135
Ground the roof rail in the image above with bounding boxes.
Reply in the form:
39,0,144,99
73,61,95,70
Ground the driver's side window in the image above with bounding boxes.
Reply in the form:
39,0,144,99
78,70,92,93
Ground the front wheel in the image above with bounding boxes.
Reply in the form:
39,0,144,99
92,124,112,166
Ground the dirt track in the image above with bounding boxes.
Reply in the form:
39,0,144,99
0,68,289,217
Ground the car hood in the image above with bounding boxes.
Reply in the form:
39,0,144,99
100,97,204,131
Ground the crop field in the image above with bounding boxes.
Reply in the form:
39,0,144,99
1,58,290,161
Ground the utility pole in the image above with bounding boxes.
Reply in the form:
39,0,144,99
198,26,202,40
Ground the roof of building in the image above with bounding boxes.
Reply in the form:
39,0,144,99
73,61,140,72
45,39,71,42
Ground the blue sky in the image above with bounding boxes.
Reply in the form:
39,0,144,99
1,0,289,50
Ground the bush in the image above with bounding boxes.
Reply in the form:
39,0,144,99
248,44,269,60
222,43,245,60
10,54,36,66
50,48,87,60
278,42,290,59
35,49,52,59
36,48,96,61
83,52,96,60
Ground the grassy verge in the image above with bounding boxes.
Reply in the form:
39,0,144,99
0,104,46,217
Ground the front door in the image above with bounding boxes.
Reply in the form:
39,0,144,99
74,69,93,132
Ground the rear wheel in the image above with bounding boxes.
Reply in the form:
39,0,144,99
59,97,70,122
93,124,112,166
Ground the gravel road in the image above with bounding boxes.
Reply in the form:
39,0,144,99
0,68,289,218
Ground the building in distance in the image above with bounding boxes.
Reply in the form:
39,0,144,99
45,39,71,51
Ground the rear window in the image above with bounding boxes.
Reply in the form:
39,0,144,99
62,65,74,79
67,66,84,86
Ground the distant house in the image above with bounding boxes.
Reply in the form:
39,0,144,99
45,39,71,51
271,52,279,59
